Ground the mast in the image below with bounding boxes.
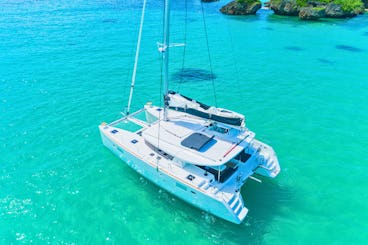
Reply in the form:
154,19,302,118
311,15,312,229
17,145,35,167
126,0,147,115
163,0,170,121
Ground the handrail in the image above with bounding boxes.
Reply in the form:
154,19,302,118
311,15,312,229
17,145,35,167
108,108,145,126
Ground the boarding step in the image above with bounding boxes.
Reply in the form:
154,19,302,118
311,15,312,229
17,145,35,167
263,154,270,162
227,194,236,206
230,198,240,210
259,160,276,171
234,201,242,213
237,206,248,220
235,204,243,216
235,194,245,216
268,161,277,171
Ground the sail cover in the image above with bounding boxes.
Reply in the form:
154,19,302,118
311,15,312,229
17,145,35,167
166,91,245,127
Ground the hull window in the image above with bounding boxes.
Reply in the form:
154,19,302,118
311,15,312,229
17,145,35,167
176,182,187,191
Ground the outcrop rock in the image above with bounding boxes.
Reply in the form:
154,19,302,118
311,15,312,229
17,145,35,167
299,7,325,20
270,0,364,19
270,0,300,16
220,0,262,15
325,3,358,18
363,0,368,8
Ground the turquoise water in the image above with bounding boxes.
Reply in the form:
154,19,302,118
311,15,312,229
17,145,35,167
1,0,368,243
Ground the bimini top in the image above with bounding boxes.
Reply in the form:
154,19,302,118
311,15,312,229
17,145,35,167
166,91,245,127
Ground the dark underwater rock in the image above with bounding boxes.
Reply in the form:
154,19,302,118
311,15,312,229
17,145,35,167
102,19,118,23
318,58,335,64
172,68,216,82
284,46,304,51
220,0,262,15
336,45,363,52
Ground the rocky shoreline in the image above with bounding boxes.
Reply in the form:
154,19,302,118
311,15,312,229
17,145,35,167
220,0,262,15
215,0,367,20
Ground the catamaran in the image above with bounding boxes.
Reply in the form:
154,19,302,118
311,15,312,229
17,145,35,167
99,0,280,224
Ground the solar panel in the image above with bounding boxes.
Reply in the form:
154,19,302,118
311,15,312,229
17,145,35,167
181,133,214,151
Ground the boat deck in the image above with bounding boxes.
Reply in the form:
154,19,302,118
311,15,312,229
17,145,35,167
101,117,256,194
142,106,254,167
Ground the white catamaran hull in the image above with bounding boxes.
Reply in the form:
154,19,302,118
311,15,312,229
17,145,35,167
99,127,248,224
99,0,281,225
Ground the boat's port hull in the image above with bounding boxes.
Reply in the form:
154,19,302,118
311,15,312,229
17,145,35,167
99,128,246,224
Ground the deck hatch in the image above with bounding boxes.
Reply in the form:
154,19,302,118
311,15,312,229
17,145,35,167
187,174,195,181
181,133,214,151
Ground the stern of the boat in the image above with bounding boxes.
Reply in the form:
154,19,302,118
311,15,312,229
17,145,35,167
253,140,281,178
220,191,248,224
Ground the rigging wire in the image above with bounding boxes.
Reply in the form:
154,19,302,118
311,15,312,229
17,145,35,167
121,7,138,116
156,0,167,171
126,0,148,115
200,1,217,107
159,0,166,107
224,12,244,103
178,0,188,93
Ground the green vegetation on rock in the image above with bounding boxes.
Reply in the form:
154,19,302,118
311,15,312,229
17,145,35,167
236,0,261,4
312,6,326,10
269,0,365,19
296,0,308,7
270,0,283,5
294,0,363,10
334,0,364,12
317,0,332,3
